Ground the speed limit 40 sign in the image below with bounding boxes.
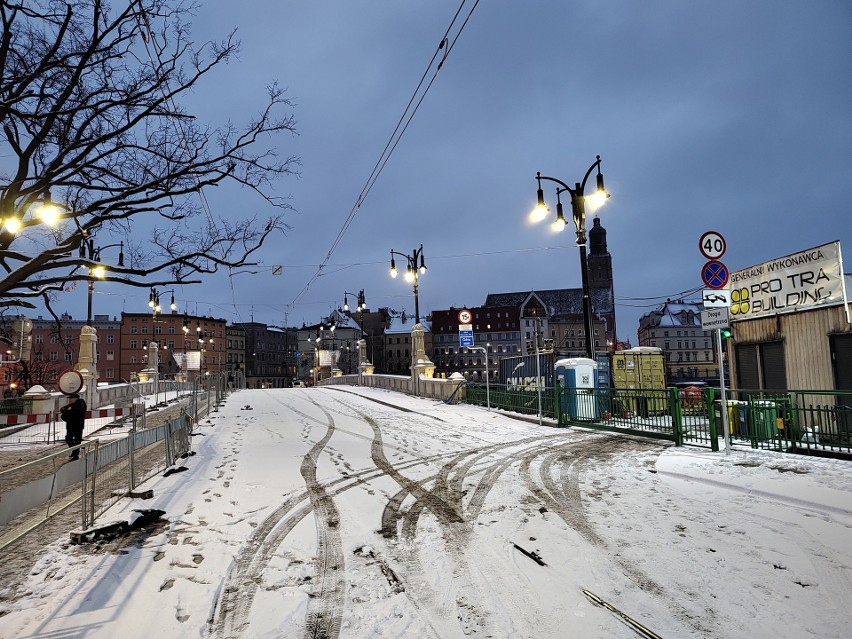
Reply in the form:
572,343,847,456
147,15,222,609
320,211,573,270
699,231,726,260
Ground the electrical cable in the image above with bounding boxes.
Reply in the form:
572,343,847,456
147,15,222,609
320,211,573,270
291,0,480,307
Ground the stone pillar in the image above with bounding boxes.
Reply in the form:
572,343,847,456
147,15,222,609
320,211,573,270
411,323,434,396
357,338,374,384
139,342,160,400
75,325,99,409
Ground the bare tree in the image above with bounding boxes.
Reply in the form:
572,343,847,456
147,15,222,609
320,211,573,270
0,0,299,314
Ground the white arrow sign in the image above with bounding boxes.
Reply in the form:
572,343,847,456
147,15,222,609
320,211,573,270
702,288,731,308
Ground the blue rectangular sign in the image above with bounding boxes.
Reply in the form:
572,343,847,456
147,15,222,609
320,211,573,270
459,329,474,347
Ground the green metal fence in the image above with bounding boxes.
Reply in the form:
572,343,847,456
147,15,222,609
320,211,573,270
462,382,852,458
714,389,852,457
465,383,556,419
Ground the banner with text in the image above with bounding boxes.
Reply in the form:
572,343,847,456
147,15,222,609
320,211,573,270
728,241,845,322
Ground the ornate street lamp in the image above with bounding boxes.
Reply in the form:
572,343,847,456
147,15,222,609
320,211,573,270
149,287,177,319
532,156,609,359
343,289,366,313
390,245,426,324
80,239,124,325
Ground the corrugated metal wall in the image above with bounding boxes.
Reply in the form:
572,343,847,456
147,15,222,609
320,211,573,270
729,304,851,390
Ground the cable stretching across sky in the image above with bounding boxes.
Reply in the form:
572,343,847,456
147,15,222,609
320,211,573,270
290,0,481,308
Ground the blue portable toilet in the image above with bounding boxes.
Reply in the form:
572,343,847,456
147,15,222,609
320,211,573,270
555,358,599,420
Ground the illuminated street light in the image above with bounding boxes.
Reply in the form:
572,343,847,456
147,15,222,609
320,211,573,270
531,156,610,359
389,245,427,324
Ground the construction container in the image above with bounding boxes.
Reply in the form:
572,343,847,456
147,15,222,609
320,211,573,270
612,347,667,415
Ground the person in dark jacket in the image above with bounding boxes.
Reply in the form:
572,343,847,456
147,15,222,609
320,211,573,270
59,393,87,460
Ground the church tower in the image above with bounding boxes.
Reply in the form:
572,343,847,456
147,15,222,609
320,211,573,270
587,217,617,349
587,217,612,288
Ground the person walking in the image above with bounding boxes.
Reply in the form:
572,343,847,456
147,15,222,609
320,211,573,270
60,392,87,461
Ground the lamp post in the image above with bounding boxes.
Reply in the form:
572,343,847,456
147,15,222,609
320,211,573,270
531,155,609,360
342,289,366,315
149,287,177,319
390,245,426,324
344,289,368,378
80,240,124,324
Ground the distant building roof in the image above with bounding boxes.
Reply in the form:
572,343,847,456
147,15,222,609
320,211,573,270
640,300,702,328
484,287,613,316
385,310,430,334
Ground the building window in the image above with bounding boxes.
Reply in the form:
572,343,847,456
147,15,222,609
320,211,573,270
49,351,58,361
106,351,114,361
130,355,137,364
131,327,137,334
141,327,149,334
130,340,137,349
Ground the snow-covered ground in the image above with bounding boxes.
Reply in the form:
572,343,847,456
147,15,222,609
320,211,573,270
1,386,850,638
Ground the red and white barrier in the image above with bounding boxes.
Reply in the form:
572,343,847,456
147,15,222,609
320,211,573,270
84,407,134,420
0,413,52,427
0,406,135,427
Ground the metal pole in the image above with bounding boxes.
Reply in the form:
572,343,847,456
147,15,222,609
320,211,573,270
484,350,490,411
86,280,93,325
534,319,543,427
716,328,731,454
578,243,595,360
129,406,137,490
413,272,420,324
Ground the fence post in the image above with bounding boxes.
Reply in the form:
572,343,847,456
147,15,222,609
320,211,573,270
706,387,719,452
128,405,137,491
81,446,88,530
554,382,563,427
164,419,174,468
670,387,683,446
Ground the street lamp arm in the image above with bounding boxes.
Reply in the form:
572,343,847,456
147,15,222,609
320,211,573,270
389,250,415,265
578,155,603,193
536,172,575,195
536,156,602,196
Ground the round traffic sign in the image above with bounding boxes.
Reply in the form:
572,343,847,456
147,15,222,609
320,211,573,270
699,231,726,260
458,309,472,324
57,369,84,395
701,260,730,289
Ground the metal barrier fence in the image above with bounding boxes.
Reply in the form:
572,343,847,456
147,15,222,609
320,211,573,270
708,389,852,456
463,382,852,457
81,414,195,529
0,380,226,552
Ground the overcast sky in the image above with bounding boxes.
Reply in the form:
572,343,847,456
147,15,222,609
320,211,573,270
56,0,852,342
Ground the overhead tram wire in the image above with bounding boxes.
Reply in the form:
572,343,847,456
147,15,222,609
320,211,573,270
615,285,703,302
290,0,480,308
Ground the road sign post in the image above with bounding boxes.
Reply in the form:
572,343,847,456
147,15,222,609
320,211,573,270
699,231,731,455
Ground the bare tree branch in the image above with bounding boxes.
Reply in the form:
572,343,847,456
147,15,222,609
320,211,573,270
0,0,299,313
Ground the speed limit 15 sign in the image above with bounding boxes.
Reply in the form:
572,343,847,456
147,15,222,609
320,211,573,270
458,309,472,324
699,231,726,260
